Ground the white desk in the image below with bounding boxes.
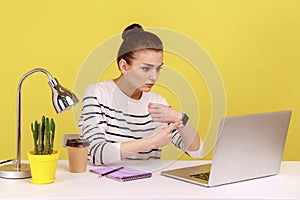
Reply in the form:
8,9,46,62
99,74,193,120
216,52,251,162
0,160,300,200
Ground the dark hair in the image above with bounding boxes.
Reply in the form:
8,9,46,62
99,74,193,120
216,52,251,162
117,23,163,66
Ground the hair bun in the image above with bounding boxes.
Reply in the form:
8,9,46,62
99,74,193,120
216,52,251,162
122,23,144,40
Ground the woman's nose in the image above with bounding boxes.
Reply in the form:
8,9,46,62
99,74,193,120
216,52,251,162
149,69,159,81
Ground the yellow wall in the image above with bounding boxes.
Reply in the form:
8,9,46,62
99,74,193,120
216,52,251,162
0,0,299,161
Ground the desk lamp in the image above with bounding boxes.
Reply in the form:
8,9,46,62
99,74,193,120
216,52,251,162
0,68,79,179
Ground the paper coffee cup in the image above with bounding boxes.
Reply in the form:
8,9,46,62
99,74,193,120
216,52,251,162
66,138,90,173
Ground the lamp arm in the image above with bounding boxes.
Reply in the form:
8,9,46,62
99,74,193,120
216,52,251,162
16,68,55,170
18,68,54,89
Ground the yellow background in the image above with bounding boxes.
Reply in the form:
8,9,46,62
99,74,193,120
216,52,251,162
0,0,299,161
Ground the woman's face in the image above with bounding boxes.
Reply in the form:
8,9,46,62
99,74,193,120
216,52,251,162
124,49,163,92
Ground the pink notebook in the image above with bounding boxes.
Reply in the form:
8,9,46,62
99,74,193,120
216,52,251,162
90,166,152,182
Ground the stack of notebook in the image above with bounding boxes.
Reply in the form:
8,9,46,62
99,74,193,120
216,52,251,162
90,166,152,182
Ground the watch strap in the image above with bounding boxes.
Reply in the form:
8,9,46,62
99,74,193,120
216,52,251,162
179,113,189,127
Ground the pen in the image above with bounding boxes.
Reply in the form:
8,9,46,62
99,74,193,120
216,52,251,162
99,166,124,177
0,159,13,165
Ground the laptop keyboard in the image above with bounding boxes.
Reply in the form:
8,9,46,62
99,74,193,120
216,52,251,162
190,172,210,181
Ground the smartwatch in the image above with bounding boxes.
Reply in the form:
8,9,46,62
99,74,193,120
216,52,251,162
179,113,189,128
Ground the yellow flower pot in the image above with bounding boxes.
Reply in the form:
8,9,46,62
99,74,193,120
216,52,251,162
27,150,60,184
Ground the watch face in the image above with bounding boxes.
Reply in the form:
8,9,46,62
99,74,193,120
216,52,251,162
182,113,189,126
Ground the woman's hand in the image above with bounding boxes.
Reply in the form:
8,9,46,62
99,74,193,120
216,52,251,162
144,122,179,149
148,103,182,124
120,122,179,159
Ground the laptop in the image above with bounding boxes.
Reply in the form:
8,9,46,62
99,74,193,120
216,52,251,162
161,110,292,187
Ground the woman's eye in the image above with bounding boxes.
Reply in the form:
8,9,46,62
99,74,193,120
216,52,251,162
142,67,151,72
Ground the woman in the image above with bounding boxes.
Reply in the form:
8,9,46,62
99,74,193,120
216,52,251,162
79,23,203,165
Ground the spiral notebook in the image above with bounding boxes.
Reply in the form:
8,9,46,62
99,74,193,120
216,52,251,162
90,166,152,182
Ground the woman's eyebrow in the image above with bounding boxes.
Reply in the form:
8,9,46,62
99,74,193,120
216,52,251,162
141,63,164,67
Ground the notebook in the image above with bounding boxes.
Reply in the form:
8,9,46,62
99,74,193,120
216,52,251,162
90,166,152,182
161,110,292,187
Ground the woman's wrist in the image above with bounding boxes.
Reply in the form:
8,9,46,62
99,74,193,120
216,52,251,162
121,138,151,159
141,136,157,151
172,110,183,123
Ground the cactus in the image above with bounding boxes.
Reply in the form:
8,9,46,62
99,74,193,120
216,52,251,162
31,121,39,155
30,115,56,155
41,116,45,153
50,118,55,154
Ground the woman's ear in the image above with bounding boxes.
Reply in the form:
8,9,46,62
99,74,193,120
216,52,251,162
119,59,128,75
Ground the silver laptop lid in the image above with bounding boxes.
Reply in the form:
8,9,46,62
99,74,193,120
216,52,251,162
208,110,291,186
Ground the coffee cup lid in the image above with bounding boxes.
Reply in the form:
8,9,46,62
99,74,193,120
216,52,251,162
66,138,90,147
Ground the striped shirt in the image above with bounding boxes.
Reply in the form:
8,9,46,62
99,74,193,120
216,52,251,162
78,80,189,165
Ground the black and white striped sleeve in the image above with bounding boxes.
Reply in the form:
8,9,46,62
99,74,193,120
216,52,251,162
171,129,204,158
78,86,121,165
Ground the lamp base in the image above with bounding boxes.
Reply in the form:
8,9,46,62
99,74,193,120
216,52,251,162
0,163,31,179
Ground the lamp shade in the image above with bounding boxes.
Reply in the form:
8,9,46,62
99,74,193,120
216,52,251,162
49,78,79,113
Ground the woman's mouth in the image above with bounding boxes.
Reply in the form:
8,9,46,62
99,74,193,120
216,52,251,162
145,84,154,88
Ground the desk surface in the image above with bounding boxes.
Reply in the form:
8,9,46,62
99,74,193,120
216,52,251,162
0,160,300,200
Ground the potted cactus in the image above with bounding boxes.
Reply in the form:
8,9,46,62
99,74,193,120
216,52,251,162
31,116,56,155
27,115,60,184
